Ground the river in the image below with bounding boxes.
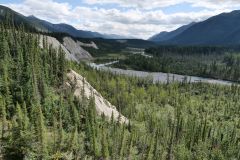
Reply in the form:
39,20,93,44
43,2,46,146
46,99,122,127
89,62,236,86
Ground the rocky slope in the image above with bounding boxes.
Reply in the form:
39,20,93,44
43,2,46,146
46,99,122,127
65,70,129,124
63,37,93,60
39,35,128,123
39,35,95,62
39,35,79,62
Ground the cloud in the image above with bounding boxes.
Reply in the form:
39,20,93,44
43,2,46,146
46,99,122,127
192,0,240,10
2,0,239,39
83,0,240,10
7,0,73,23
83,0,186,9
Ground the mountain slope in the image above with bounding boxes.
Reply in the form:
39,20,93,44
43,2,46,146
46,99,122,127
0,5,36,31
39,35,95,62
149,22,196,42
165,10,240,45
28,16,134,39
62,37,93,60
27,15,104,38
66,70,128,124
0,5,128,39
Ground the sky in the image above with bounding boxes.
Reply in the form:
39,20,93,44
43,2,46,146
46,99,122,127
1,0,240,39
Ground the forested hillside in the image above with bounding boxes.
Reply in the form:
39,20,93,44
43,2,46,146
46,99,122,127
1,17,240,160
115,46,240,82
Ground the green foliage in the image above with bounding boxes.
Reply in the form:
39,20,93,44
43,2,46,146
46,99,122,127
73,62,240,160
115,46,240,82
1,21,240,160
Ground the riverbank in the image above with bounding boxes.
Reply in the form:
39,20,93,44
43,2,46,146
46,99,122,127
89,62,236,85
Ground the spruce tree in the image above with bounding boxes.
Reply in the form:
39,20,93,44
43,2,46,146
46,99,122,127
58,47,66,85
119,128,126,160
33,104,48,159
1,98,6,138
22,101,29,131
101,127,109,159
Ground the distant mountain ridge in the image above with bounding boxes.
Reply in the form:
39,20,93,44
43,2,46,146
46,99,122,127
26,15,105,38
3,5,240,45
0,5,131,39
149,10,240,45
149,22,196,42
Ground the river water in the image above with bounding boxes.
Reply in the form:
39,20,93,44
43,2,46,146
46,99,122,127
89,62,236,86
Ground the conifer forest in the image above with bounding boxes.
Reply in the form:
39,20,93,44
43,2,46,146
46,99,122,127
1,8,240,160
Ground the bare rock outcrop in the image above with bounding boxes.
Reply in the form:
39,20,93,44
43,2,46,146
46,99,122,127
39,36,127,123
39,35,96,62
63,37,93,61
66,70,128,124
39,35,79,62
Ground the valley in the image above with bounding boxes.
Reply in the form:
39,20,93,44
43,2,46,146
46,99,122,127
0,4,240,160
113,46,240,83
89,61,235,85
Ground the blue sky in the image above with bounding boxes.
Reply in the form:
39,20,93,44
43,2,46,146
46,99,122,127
1,0,240,39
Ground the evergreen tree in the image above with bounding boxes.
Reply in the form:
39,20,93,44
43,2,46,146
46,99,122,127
33,104,48,159
101,127,109,159
0,98,7,138
58,47,66,85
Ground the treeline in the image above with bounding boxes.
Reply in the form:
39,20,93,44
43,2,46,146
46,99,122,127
0,7,37,32
74,63,240,160
1,21,240,160
0,18,168,160
0,22,67,159
115,46,240,82
146,45,234,56
0,23,129,159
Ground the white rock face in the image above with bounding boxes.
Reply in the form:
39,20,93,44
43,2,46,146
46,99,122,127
66,70,129,124
39,36,128,123
39,35,95,62
63,37,93,61
39,35,79,62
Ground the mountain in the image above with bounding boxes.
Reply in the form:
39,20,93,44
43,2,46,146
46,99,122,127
103,33,136,39
0,5,36,31
0,5,129,39
157,10,240,45
149,22,196,42
27,15,105,38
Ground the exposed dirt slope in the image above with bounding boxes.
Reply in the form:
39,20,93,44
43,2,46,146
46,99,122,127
39,35,79,62
65,70,128,124
39,35,96,62
63,37,93,61
39,36,127,123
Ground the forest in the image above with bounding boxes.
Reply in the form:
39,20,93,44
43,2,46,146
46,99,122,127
114,46,240,82
0,18,240,160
